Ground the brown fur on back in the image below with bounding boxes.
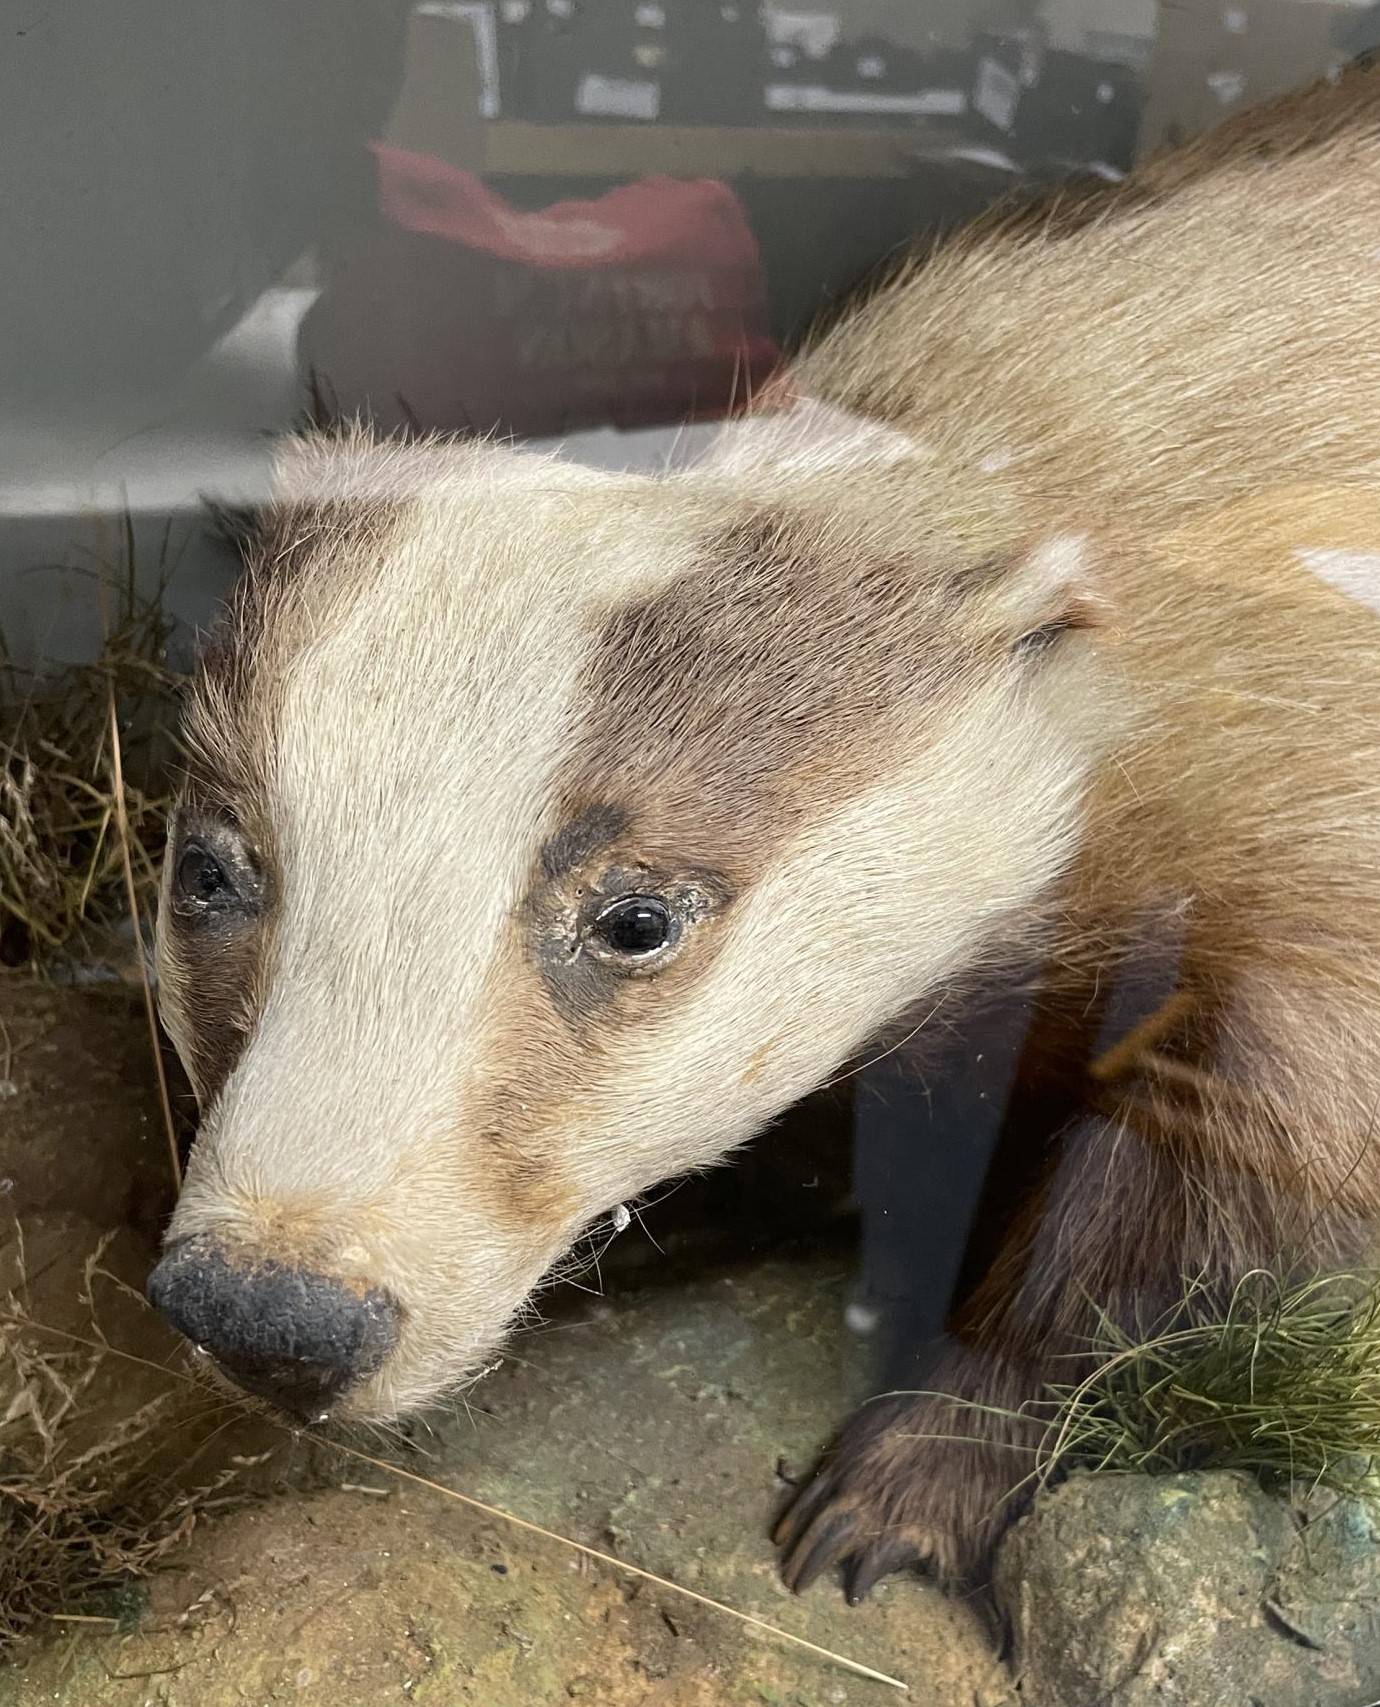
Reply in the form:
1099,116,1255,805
798,59,1380,542
775,63,1380,1252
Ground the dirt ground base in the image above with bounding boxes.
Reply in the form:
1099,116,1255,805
0,980,1012,1707
8,1261,1013,1707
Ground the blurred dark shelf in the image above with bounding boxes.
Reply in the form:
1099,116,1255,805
479,117,940,178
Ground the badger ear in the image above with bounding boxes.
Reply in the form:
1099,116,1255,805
981,533,1110,655
698,388,930,480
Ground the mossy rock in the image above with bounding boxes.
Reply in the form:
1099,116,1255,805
994,1469,1380,1706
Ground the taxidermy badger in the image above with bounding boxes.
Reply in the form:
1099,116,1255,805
149,61,1380,1601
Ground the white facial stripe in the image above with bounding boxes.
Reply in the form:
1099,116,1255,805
700,395,930,478
200,468,696,1201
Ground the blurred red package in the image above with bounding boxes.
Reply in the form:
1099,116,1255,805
298,142,780,438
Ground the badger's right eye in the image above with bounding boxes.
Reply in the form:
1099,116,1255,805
590,894,678,960
173,840,238,913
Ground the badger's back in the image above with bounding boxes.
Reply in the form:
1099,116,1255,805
781,59,1380,1077
797,60,1380,546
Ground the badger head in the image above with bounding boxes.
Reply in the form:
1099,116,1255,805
149,413,1120,1422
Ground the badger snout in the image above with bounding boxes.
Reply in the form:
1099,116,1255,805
146,1236,403,1421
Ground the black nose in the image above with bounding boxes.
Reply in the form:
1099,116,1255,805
146,1236,403,1421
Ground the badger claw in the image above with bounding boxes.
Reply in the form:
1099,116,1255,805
775,1505,860,1594
844,1538,924,1604
772,1387,1028,1602
770,1463,833,1550
775,1471,925,1599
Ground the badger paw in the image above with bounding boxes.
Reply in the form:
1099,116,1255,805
772,1389,1029,1602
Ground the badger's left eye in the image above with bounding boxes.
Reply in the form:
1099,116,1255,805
169,832,255,920
175,841,234,907
587,894,679,962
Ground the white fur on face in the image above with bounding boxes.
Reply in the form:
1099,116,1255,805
166,447,704,1412
700,394,931,479
163,435,1120,1420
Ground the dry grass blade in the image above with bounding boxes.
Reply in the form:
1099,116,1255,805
106,688,180,1189
322,1439,910,1692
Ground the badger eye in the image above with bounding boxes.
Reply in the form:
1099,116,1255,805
588,894,679,962
173,840,237,911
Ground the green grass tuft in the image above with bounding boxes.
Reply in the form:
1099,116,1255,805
1029,1269,1380,1502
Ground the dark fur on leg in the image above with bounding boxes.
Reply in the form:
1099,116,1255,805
776,1011,1375,1605
774,1341,1041,1597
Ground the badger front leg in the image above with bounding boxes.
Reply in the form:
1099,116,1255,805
773,1109,1117,1599
776,952,1129,1599
773,1331,1046,1598
775,1026,1376,1601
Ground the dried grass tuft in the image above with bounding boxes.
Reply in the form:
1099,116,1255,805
0,523,185,968
0,1244,250,1654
